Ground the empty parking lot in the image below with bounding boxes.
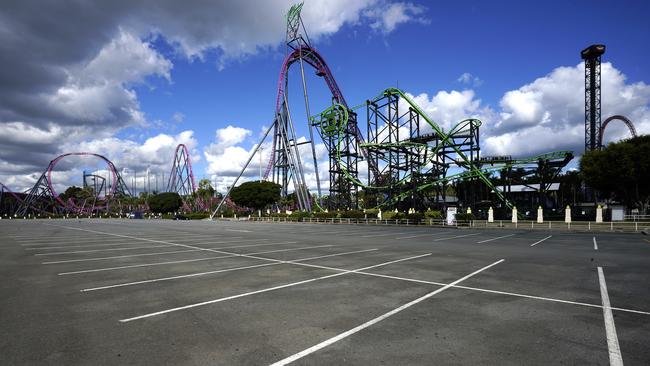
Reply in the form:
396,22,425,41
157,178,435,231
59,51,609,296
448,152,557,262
1,219,648,365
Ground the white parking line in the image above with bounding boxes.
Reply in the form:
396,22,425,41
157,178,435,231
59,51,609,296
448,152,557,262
530,235,553,247
35,238,270,255
323,230,383,237
35,244,172,256
361,232,410,238
19,238,137,245
432,233,481,242
46,224,374,279
43,249,202,263
81,248,376,292
119,253,431,322
332,268,650,315
269,259,504,365
395,231,452,240
58,244,326,275
598,267,624,366
26,242,149,250
43,241,299,264
477,234,516,244
594,237,599,250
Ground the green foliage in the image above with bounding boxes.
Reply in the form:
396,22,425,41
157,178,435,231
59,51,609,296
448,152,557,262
60,186,95,201
455,212,474,221
364,208,379,216
341,210,365,218
313,211,338,218
424,209,443,219
581,135,650,210
148,192,183,213
382,211,405,220
289,211,310,220
185,212,210,220
406,212,424,222
270,212,288,218
230,181,281,210
196,179,215,207
220,208,236,217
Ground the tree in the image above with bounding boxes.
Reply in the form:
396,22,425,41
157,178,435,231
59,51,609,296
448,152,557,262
196,179,215,202
229,181,281,210
581,135,650,213
148,192,183,213
59,186,95,201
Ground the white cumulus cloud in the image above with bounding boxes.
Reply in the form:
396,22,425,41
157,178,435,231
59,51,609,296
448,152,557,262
365,2,429,34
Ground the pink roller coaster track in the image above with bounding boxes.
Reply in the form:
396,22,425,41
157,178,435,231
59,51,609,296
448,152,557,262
263,45,351,179
168,143,196,195
600,115,637,147
46,152,120,208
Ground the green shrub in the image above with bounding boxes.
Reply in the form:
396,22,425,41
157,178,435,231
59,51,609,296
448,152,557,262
424,209,443,219
364,208,379,216
455,212,474,221
382,211,405,220
185,212,210,220
289,211,310,220
341,210,365,219
270,212,288,218
313,211,337,218
406,212,424,223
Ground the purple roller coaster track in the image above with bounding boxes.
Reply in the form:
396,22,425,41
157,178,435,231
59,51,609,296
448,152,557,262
15,152,131,216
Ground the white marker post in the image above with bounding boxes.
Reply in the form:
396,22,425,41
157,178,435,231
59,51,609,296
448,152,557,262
565,205,571,223
511,207,518,224
537,206,543,223
596,205,603,223
488,207,494,223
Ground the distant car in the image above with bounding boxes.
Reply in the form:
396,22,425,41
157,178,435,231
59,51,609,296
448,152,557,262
642,229,648,235
174,214,188,220
127,211,143,219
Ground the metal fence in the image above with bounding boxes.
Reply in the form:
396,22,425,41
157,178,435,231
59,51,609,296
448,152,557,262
625,214,650,221
245,217,649,233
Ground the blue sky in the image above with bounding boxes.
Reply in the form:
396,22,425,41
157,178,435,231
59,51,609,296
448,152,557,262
1,0,649,193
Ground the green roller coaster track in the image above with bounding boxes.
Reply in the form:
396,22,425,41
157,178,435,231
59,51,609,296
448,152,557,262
311,87,573,211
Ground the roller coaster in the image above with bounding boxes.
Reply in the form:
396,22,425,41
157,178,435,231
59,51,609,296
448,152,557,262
0,143,236,217
211,3,577,217
3,152,132,216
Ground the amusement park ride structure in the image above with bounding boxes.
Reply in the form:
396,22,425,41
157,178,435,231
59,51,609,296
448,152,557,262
166,144,196,198
0,5,641,218
210,3,594,217
14,152,131,216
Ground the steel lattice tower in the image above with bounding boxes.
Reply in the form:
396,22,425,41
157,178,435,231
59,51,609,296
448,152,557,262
166,144,196,197
581,44,606,152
